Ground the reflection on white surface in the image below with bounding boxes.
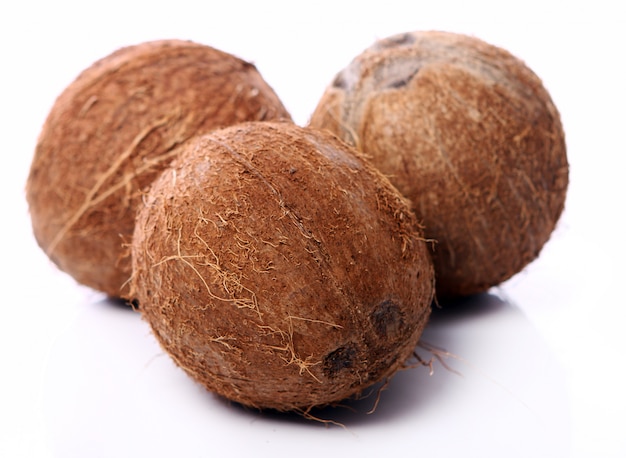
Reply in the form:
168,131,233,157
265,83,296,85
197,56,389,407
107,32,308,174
43,293,570,457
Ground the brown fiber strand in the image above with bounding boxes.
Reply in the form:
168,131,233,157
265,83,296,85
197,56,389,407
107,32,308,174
45,116,171,257
153,226,259,313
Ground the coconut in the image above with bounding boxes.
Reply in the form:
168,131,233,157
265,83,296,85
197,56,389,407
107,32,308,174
26,39,291,297
130,121,434,411
308,31,569,298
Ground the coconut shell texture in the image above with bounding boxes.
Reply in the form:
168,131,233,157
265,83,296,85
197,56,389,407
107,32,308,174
26,39,291,297
309,31,569,298
131,122,434,411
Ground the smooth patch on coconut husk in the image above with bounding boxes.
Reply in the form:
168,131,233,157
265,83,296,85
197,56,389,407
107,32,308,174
130,121,434,411
309,30,569,298
26,39,292,298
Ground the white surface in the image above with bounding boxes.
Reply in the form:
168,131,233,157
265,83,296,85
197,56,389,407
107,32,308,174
42,294,571,458
2,1,625,457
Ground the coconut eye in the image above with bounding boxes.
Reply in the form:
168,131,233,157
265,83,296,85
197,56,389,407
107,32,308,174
372,58,422,90
323,345,357,378
332,71,348,89
370,299,403,338
386,68,420,89
376,32,416,49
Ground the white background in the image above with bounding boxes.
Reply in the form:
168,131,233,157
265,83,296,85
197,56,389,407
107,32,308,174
1,1,625,457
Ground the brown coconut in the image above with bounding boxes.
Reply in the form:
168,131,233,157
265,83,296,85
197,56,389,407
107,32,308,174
130,121,434,411
309,31,569,298
26,39,291,297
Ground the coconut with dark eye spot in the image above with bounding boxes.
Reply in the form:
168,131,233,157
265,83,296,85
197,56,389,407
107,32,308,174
309,30,569,298
130,121,434,411
26,39,291,298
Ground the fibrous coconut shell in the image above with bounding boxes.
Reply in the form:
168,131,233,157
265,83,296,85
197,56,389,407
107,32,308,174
309,31,569,298
131,121,434,411
26,39,291,297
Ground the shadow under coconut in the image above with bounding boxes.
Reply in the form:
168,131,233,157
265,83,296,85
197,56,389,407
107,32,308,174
93,291,530,430
103,295,138,311
233,291,514,428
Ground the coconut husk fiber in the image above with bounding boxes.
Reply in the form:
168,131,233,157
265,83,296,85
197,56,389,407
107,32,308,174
26,39,292,298
130,121,434,411
309,30,569,298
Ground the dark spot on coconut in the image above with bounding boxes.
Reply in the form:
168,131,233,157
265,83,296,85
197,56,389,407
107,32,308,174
377,33,416,49
387,68,420,89
289,167,297,175
371,299,403,338
332,71,348,89
323,345,357,378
